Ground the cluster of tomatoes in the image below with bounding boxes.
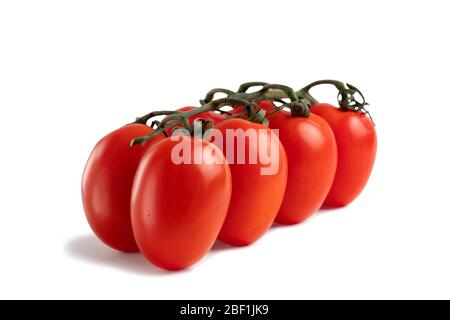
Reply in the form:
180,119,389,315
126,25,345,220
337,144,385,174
82,80,377,271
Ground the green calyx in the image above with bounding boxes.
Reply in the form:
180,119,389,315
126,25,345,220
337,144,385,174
297,79,374,123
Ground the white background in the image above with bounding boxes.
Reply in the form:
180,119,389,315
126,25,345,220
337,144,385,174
1,0,449,299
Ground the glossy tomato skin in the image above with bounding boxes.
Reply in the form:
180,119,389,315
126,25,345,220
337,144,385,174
131,137,232,270
82,124,164,252
311,103,377,207
212,118,288,246
267,110,337,224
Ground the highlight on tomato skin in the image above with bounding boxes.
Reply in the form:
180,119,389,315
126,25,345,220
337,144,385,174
81,123,164,253
131,136,232,271
310,103,377,208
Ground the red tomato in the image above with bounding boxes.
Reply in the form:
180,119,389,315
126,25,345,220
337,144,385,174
311,103,377,207
167,106,225,135
267,109,338,224
211,118,288,246
82,124,164,252
131,137,232,270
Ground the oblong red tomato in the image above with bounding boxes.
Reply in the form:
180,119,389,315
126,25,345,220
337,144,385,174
311,103,377,207
131,136,232,270
81,124,164,252
211,118,288,246
267,108,337,224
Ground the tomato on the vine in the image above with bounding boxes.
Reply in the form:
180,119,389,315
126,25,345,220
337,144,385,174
81,80,376,272
82,124,164,252
311,103,377,207
131,136,232,270
211,118,288,246
261,101,338,224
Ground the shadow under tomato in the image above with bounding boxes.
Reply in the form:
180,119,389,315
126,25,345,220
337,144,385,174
210,241,236,252
270,222,290,229
65,234,176,276
318,206,346,212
